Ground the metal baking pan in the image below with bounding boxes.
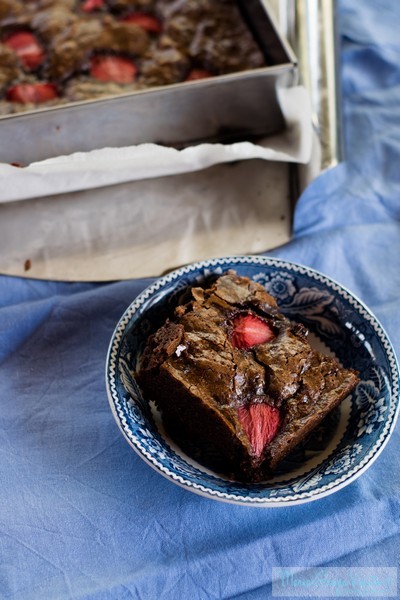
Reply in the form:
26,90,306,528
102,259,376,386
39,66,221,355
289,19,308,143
0,0,297,165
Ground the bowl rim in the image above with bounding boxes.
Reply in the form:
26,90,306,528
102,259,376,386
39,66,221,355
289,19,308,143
105,255,400,506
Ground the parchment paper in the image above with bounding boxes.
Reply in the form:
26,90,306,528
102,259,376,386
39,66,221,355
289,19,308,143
0,86,312,280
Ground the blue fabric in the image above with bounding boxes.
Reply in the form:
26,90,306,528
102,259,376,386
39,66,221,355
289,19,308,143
1,1,400,598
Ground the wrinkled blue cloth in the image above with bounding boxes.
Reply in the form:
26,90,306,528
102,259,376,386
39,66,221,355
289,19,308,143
1,1,400,598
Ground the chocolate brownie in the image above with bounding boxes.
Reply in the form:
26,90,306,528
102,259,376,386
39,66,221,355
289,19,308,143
0,0,266,114
137,271,360,482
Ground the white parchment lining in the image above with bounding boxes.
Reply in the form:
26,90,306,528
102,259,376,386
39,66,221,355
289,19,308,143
0,87,312,280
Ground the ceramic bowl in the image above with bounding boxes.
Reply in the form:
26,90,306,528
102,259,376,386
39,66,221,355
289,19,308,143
105,256,399,506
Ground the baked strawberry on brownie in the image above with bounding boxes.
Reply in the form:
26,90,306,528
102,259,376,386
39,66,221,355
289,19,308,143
137,271,359,482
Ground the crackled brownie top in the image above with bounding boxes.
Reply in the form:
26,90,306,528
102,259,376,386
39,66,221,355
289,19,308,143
140,271,282,410
0,0,266,114
139,271,360,478
140,270,336,412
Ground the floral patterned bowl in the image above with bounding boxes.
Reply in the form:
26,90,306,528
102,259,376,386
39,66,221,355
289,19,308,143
106,256,400,506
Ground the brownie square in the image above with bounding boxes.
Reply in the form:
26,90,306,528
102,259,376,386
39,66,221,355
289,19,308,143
138,271,359,482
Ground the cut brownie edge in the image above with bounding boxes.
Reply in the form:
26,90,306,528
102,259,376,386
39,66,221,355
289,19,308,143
140,363,258,480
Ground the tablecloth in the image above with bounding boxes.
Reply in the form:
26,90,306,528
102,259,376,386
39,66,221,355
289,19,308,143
1,1,399,598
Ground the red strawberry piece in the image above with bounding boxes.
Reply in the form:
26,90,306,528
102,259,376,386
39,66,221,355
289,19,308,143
6,82,58,104
82,0,105,11
231,314,274,349
3,31,44,70
90,55,137,84
121,13,162,33
238,403,280,457
185,69,213,81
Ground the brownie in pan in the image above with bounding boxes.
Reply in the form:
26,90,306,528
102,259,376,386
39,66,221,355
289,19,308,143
0,0,266,114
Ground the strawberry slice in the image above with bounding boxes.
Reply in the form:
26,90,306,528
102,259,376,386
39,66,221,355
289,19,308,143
6,82,58,104
238,403,280,457
82,0,105,11
121,13,162,33
231,314,274,349
3,31,44,70
90,55,137,84
185,69,213,81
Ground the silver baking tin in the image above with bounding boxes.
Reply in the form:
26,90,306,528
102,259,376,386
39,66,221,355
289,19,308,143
0,0,297,165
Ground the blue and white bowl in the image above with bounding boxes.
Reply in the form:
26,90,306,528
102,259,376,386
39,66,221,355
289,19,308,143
105,256,400,506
